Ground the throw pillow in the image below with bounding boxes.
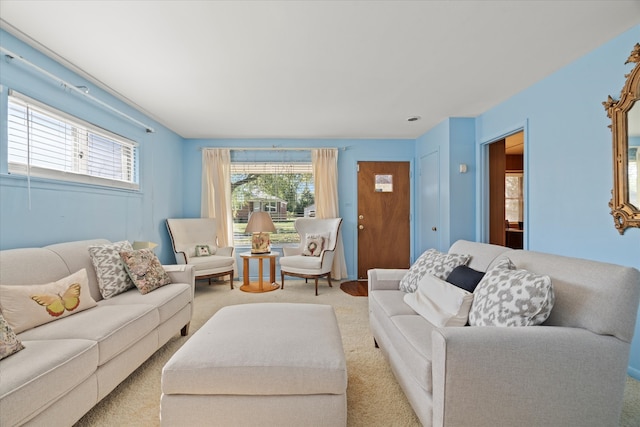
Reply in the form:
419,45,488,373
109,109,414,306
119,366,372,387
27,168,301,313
403,274,474,327
0,312,24,360
446,265,485,292
88,240,135,299
468,258,555,327
0,269,98,334
399,249,470,293
302,234,325,257
120,249,172,295
194,244,213,257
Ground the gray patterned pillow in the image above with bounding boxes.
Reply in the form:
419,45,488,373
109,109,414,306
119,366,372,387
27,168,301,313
88,240,135,299
0,312,24,360
468,258,555,327
399,249,471,293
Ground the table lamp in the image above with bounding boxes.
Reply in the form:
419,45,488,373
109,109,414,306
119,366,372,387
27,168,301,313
245,212,276,254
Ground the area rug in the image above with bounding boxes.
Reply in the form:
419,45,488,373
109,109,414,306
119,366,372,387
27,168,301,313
340,280,368,297
73,279,640,427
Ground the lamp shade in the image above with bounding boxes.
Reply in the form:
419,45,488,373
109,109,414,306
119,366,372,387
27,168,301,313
245,212,276,233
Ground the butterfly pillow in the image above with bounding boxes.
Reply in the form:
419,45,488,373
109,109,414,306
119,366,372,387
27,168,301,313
0,268,98,334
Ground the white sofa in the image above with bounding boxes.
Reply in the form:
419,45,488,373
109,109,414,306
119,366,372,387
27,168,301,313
368,240,640,427
0,239,195,427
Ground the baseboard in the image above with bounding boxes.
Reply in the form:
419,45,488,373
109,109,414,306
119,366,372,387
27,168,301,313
628,366,640,380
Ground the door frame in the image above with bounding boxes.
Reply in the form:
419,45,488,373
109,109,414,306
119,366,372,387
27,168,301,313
477,120,529,248
351,157,415,279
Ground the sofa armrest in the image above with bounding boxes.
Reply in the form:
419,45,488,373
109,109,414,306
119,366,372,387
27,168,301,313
431,326,629,427
367,268,408,291
163,264,196,299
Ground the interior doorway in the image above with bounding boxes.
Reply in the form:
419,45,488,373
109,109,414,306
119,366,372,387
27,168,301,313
487,131,525,249
357,161,411,279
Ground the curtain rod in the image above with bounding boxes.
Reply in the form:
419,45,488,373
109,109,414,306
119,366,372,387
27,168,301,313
200,146,347,151
1,47,155,133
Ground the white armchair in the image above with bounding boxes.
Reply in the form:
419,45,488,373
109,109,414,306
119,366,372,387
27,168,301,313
166,218,235,289
279,217,343,295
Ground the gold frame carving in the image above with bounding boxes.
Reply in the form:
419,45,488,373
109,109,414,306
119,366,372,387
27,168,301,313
603,43,640,234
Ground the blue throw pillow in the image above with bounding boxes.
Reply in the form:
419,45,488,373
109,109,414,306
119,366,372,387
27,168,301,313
446,265,485,292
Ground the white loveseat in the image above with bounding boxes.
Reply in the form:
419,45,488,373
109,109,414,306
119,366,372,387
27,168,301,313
0,239,195,427
368,240,640,427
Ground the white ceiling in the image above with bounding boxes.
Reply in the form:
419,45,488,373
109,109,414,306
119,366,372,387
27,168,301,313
1,1,639,140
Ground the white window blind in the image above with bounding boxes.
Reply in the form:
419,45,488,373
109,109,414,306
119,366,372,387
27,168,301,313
7,91,139,190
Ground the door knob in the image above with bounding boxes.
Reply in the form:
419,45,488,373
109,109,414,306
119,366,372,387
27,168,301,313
432,226,437,231
359,224,364,230
358,214,364,220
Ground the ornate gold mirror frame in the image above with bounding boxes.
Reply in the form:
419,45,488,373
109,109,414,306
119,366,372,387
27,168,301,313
603,43,640,234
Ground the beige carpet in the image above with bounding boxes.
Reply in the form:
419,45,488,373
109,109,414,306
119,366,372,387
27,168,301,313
74,280,640,426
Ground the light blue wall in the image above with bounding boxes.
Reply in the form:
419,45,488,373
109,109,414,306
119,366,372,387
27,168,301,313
415,118,476,253
1,23,638,377
0,30,185,263
474,25,640,377
182,138,415,280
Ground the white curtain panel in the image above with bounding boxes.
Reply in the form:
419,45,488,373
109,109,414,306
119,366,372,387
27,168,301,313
312,148,348,279
201,149,234,248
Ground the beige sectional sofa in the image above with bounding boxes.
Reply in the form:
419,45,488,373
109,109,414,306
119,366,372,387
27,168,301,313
0,239,195,427
368,240,640,427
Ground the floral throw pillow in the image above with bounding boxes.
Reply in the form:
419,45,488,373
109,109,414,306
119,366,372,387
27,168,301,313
120,249,172,295
302,234,325,257
0,312,24,360
88,240,135,299
468,258,555,327
399,249,470,293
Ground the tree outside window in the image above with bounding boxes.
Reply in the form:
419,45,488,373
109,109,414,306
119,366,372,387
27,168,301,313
231,163,314,246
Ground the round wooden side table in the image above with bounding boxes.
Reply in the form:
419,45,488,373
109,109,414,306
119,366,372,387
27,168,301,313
239,251,280,293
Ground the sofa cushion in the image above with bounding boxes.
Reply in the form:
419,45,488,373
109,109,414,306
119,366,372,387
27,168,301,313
280,255,323,270
187,254,235,272
399,249,470,293
120,249,172,294
469,258,555,327
99,283,191,324
390,314,436,393
0,338,98,427
88,241,136,299
446,265,485,292
17,304,158,365
404,274,473,327
370,290,418,318
0,269,98,334
0,312,24,360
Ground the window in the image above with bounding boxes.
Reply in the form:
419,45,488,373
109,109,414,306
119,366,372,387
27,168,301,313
7,91,138,190
231,162,314,246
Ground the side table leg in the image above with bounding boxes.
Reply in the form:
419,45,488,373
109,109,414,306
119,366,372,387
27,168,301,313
270,257,276,284
243,258,249,286
258,258,264,291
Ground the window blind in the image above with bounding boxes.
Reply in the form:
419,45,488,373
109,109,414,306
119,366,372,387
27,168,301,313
7,91,139,191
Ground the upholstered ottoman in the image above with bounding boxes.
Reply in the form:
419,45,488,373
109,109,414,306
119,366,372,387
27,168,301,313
160,303,347,426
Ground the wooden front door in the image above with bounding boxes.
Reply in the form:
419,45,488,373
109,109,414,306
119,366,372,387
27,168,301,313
357,161,411,279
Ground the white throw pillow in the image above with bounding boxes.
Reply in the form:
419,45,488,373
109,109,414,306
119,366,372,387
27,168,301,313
0,269,98,334
399,249,470,293
468,258,555,327
403,273,474,327
302,233,325,256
